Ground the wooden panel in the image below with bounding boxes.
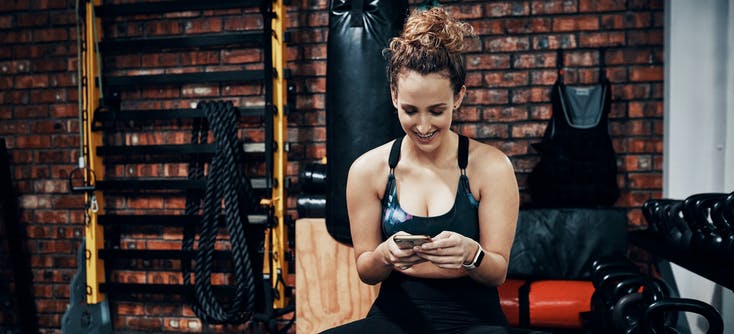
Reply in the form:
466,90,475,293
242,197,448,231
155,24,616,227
295,218,379,333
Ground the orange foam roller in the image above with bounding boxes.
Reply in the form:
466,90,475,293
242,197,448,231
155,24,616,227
527,280,595,328
498,279,525,326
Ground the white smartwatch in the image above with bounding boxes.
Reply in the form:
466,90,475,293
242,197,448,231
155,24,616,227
462,242,484,270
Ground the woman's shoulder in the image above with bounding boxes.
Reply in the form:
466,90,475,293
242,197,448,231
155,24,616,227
466,137,514,176
349,138,398,177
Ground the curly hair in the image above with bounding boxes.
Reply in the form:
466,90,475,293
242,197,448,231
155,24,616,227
386,7,475,96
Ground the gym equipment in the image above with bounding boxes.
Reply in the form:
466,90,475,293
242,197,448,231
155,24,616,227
611,277,672,334
325,0,408,244
681,193,726,258
299,163,327,194
528,49,619,207
297,195,326,218
641,299,723,334
508,208,627,280
61,242,112,334
0,139,38,334
69,0,294,330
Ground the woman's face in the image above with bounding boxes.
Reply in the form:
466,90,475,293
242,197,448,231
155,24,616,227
392,70,465,152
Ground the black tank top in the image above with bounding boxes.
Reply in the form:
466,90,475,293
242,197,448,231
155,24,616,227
370,135,508,331
381,135,479,240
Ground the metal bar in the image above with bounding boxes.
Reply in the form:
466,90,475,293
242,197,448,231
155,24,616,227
94,107,264,122
95,0,262,17
99,249,233,260
99,32,263,53
100,283,234,295
97,143,266,157
96,177,268,191
103,70,263,87
84,0,107,305
267,0,290,310
98,214,268,226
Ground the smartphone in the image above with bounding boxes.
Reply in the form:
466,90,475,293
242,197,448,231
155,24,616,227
393,235,431,249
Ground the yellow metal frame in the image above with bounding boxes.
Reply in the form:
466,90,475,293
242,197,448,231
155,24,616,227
264,0,290,309
83,0,106,304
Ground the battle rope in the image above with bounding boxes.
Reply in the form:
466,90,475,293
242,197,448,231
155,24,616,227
183,101,257,324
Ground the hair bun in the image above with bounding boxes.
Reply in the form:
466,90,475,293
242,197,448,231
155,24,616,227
401,7,474,54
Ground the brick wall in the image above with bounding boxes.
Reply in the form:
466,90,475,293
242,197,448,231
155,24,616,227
0,0,663,332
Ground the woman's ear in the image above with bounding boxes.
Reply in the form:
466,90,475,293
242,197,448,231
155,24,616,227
454,85,467,109
391,89,398,109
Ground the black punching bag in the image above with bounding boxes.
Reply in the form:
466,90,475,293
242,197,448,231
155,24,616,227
326,0,408,244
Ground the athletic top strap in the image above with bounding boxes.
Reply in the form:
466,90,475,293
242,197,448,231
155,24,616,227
388,135,470,172
458,134,469,170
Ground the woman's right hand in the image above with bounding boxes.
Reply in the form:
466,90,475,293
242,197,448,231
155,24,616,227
378,232,427,271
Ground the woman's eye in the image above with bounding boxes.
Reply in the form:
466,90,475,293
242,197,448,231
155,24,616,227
430,109,445,116
403,109,417,115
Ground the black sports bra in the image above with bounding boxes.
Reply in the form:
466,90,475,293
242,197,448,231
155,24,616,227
381,135,480,240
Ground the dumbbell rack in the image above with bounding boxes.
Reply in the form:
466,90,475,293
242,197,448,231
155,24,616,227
75,0,292,324
629,230,734,290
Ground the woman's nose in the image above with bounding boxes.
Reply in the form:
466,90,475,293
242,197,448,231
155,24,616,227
416,114,431,133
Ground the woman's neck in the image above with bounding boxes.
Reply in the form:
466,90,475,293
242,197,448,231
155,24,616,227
403,131,458,170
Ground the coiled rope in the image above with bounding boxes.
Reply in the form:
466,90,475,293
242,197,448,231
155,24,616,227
182,100,257,324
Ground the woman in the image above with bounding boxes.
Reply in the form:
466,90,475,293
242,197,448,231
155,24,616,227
323,7,519,334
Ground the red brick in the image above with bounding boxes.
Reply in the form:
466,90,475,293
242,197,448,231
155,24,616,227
553,15,600,31
486,2,530,17
628,30,663,46
466,88,509,105
531,0,578,14
453,106,480,122
34,58,67,72
466,54,511,70
471,19,504,35
477,123,509,139
629,0,663,10
606,66,628,82
484,71,529,87
127,317,163,330
530,104,552,120
628,101,662,117
484,106,529,122
31,120,65,133
629,66,662,82
486,36,531,52
447,4,483,19
530,69,558,85
307,12,328,27
612,83,651,100
32,28,68,42
511,87,550,104
565,50,599,66
513,52,556,69
579,31,625,47
628,138,663,153
511,122,547,138
628,173,663,189
580,0,626,12
290,29,325,44
623,155,653,172
17,12,49,26
616,191,651,208
504,17,552,34
0,14,12,28
532,34,577,49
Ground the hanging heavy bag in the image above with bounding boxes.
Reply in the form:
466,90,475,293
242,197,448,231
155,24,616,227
528,49,620,207
325,0,408,244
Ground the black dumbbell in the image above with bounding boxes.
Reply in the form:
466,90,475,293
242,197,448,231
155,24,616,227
682,193,726,257
612,277,673,334
641,298,723,334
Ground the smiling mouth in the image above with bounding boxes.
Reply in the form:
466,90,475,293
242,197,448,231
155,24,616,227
415,131,437,139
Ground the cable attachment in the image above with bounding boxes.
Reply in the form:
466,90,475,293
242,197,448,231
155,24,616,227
68,162,97,194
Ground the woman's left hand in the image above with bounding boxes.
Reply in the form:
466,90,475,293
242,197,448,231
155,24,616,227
413,231,478,269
